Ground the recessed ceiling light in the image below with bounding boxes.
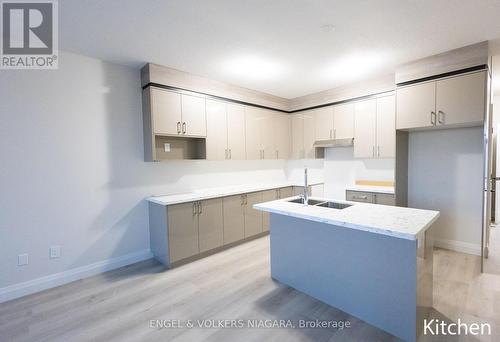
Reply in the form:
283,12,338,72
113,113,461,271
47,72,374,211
323,52,386,82
321,24,336,33
222,55,285,81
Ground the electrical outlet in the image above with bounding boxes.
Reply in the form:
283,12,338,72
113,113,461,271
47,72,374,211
163,143,171,152
18,254,28,266
49,245,61,259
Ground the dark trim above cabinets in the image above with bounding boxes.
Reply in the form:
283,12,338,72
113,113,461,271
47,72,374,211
396,65,488,87
142,82,395,114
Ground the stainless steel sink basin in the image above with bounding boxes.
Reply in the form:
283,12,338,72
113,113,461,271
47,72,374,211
287,197,352,209
287,198,325,205
315,201,352,209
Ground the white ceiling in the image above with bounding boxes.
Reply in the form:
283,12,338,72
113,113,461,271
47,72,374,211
60,0,500,99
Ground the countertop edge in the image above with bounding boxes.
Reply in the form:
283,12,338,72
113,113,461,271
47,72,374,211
253,203,440,241
147,181,324,206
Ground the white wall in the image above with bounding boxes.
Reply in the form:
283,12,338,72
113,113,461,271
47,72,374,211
0,51,288,298
323,147,395,199
408,127,483,254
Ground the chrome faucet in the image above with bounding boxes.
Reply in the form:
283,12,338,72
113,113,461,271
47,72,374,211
303,167,308,205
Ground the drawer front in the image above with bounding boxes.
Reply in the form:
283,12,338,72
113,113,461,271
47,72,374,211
346,191,375,203
374,193,395,206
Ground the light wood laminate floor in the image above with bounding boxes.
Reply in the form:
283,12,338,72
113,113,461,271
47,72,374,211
1,236,500,342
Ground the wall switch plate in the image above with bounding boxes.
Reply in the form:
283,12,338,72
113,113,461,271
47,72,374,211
49,245,61,259
18,253,28,266
163,143,171,152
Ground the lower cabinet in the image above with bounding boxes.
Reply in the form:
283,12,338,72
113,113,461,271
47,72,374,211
198,198,224,253
222,194,245,244
244,192,263,237
168,198,224,263
167,201,200,263
152,185,310,266
346,190,395,206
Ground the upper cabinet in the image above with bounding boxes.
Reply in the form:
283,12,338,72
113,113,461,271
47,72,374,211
303,111,316,158
435,71,485,126
245,107,275,160
396,71,486,130
333,103,355,139
226,103,246,160
149,87,207,137
291,113,304,159
354,99,377,158
313,103,354,141
376,96,396,158
206,100,246,160
314,107,334,140
181,94,207,136
205,100,228,160
150,87,183,135
354,95,395,159
274,112,291,159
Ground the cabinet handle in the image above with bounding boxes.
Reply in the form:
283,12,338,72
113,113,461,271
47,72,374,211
225,149,228,159
372,146,375,157
431,111,436,125
182,122,186,134
438,110,444,124
193,202,197,215
229,149,232,159
333,129,336,139
198,201,202,214
353,195,368,200
177,121,181,134
377,146,380,157
330,129,333,139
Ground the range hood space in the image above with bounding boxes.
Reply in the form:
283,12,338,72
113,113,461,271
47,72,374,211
313,138,354,148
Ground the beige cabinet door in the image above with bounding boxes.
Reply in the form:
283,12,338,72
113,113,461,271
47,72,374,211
436,71,485,126
198,198,224,253
222,195,245,244
279,186,294,198
261,189,279,232
226,103,246,160
376,95,396,158
274,113,291,159
261,111,276,160
245,107,262,160
151,88,182,135
291,114,304,159
244,192,263,237
205,100,227,160
314,107,334,140
333,103,354,139
167,202,199,263
181,94,207,137
396,81,436,130
303,111,316,159
354,99,377,158
374,193,395,206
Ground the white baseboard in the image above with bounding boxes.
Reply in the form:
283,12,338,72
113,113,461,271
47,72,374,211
0,249,153,304
433,238,481,256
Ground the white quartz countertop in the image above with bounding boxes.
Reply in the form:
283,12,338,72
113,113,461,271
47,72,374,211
254,197,439,240
345,185,395,194
147,181,323,206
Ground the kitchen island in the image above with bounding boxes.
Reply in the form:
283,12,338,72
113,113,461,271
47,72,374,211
254,197,439,342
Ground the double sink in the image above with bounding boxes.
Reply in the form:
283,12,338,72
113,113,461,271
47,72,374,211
287,197,352,210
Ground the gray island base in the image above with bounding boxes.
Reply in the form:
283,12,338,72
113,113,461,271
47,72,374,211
266,211,434,342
